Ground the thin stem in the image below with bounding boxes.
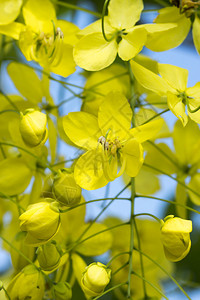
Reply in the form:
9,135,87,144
101,0,116,42
112,262,129,276
134,247,192,300
141,109,169,125
0,109,19,115
93,282,128,300
59,197,131,213
107,251,130,267
69,183,130,248
132,271,169,300
0,192,25,212
51,0,101,18
0,90,20,113
136,194,200,216
134,213,161,223
2,286,11,300
144,163,200,199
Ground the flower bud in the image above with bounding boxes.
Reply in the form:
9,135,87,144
19,201,60,246
81,262,111,298
19,109,48,147
53,170,82,206
52,282,72,300
37,241,61,271
11,231,35,272
161,215,192,262
7,264,45,300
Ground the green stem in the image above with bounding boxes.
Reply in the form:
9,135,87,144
107,251,130,267
51,0,101,18
0,192,25,212
93,282,128,300
127,178,135,299
134,213,161,223
143,162,200,199
112,262,129,276
0,109,19,115
2,286,11,300
59,197,131,213
101,0,116,42
134,247,192,300
141,109,169,125
136,194,200,216
132,271,169,300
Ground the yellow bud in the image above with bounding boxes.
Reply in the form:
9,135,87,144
7,265,45,300
52,282,72,300
37,242,61,271
19,109,48,147
53,170,82,206
161,215,192,262
11,231,35,272
81,262,111,298
19,201,60,246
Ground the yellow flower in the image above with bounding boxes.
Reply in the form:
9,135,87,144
81,262,111,298
161,215,192,262
37,241,61,272
19,109,48,147
63,91,163,190
53,170,82,207
17,0,79,76
0,0,22,26
7,264,45,300
19,201,60,246
52,282,72,300
73,0,175,71
131,60,200,126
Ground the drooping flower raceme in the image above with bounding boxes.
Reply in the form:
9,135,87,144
131,60,200,126
73,0,176,71
63,91,163,190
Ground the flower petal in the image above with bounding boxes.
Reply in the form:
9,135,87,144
108,0,143,29
0,22,25,40
122,138,144,177
118,27,147,61
131,61,173,96
74,149,108,190
98,91,132,141
188,173,200,205
23,0,56,32
0,0,22,25
63,112,101,150
192,16,200,55
57,20,79,46
73,32,118,71
130,119,164,143
145,7,191,51
158,64,188,93
167,92,188,126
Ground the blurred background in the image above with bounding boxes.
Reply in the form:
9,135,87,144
1,0,200,299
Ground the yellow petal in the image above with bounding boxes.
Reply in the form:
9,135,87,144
50,44,76,77
162,217,192,233
192,16,200,55
136,167,160,195
122,138,144,177
78,17,114,37
23,0,56,32
63,112,100,150
57,20,79,46
74,149,108,190
71,253,87,286
0,157,33,196
158,63,188,93
186,82,200,98
74,223,112,256
187,98,200,124
167,92,188,126
173,118,200,165
130,119,164,143
73,32,118,71
145,7,190,51
131,61,173,96
98,91,132,141
0,0,22,25
48,117,57,164
118,27,147,61
7,62,43,103
0,22,25,40
108,0,143,29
